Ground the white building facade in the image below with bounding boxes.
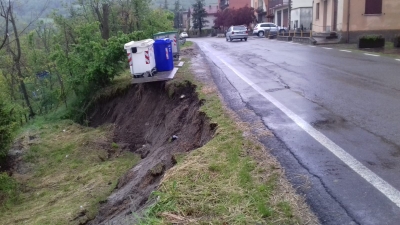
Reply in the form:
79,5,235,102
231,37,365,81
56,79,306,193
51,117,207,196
290,0,313,30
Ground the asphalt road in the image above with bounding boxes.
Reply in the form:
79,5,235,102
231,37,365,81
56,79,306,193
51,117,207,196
191,37,400,225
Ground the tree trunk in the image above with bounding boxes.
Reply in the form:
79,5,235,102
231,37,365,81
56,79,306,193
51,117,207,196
0,0,10,50
101,3,110,40
53,68,67,108
9,7,35,118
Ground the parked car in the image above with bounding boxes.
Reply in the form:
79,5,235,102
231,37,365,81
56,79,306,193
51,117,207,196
180,32,188,38
226,25,248,42
253,23,286,37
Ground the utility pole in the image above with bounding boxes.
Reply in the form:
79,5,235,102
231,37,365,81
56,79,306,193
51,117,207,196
288,0,291,30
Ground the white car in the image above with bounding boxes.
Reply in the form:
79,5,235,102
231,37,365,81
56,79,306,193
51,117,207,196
180,32,188,38
253,23,286,37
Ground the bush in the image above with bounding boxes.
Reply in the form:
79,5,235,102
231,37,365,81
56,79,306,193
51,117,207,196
0,102,13,160
358,35,385,48
53,27,148,122
0,173,19,209
393,35,400,48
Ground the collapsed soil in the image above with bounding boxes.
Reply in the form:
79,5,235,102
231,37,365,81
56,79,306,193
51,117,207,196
88,81,214,224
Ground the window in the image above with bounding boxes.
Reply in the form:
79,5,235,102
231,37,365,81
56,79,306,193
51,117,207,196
365,0,382,14
316,3,320,19
233,26,246,30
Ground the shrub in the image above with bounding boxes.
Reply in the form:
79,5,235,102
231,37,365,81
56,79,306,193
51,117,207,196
0,102,14,160
0,173,19,209
358,35,385,48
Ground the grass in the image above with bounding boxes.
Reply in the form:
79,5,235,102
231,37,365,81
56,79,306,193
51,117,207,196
181,41,193,49
0,70,137,224
0,46,317,224
137,51,318,224
0,120,140,225
0,173,20,210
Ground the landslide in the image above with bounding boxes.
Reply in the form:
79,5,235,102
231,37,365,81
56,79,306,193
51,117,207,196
88,81,215,224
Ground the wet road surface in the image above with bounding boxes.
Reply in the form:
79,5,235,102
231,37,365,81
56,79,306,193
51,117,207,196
191,37,400,225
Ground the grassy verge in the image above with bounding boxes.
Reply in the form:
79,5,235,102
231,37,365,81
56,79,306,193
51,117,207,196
181,41,193,49
0,77,140,224
0,49,316,224
138,53,317,224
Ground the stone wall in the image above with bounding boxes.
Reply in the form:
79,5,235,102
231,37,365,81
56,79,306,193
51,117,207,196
277,36,293,41
292,37,317,45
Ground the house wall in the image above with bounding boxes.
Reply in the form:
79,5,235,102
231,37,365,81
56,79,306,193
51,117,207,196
274,6,289,27
312,0,335,32
290,0,312,30
254,0,268,22
204,15,216,29
291,0,313,8
228,0,251,9
313,0,400,42
337,0,344,31
269,0,289,26
291,8,300,28
343,0,400,32
182,12,189,30
299,8,312,30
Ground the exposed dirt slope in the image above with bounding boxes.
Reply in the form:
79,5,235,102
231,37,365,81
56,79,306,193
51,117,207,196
88,81,214,224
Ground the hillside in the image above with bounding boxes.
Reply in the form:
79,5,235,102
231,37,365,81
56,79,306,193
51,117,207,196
14,0,75,17
152,0,218,10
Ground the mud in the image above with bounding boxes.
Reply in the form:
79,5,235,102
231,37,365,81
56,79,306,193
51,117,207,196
88,81,214,224
1,134,39,175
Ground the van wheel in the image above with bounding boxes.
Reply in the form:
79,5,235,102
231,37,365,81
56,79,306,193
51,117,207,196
244,38,247,41
258,31,264,37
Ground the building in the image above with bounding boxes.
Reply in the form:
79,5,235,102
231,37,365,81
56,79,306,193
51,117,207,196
268,0,289,28
183,5,219,30
291,0,313,30
182,9,190,31
312,0,400,42
204,5,219,29
252,0,268,23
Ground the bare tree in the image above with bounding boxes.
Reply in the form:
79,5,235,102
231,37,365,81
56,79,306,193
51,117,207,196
0,0,49,119
8,5,35,118
0,0,10,50
82,0,111,39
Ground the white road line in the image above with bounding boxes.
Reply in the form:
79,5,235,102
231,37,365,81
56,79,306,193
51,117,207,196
309,46,316,47
323,47,332,50
215,55,400,208
364,53,380,57
396,59,400,61
340,50,352,52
